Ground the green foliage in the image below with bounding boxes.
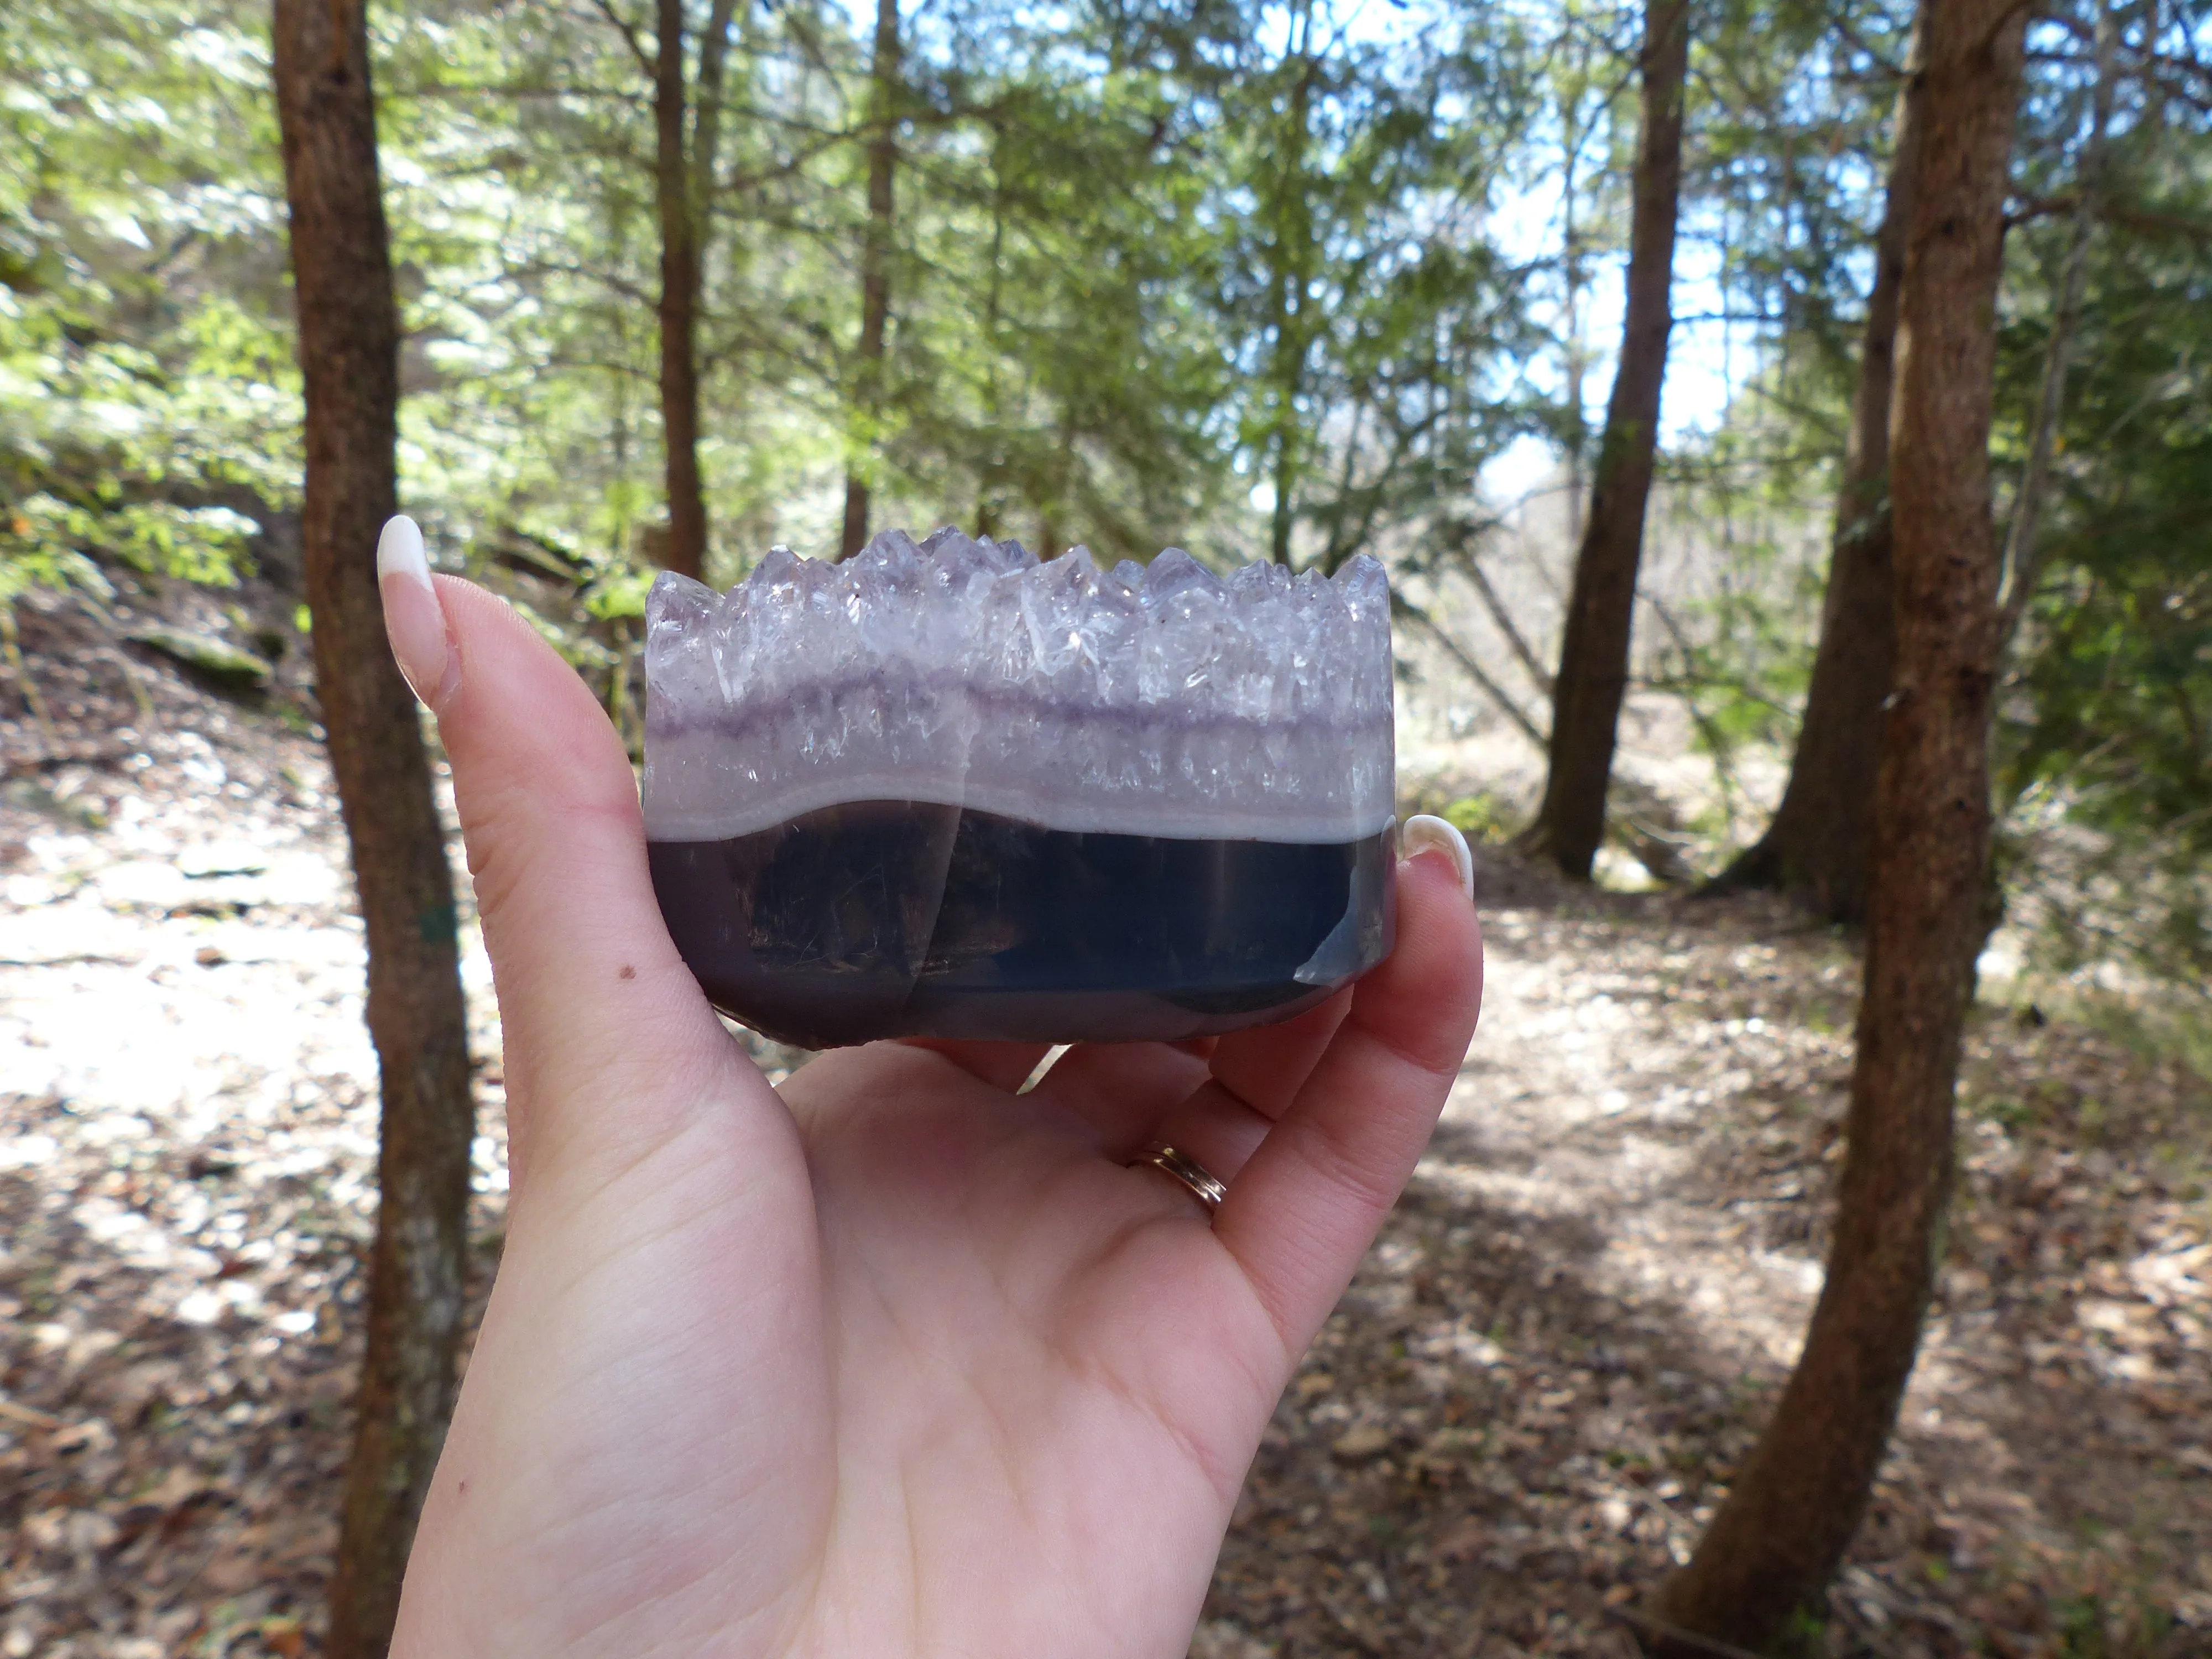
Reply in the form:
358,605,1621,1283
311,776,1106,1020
1437,791,1516,842
1693,0,1915,394
1992,63,2212,988
1616,0,2212,984
370,0,1249,573
1650,421,1831,744
0,0,295,609
2,0,2206,1011
582,566,658,623
363,0,1550,577
1191,0,1544,570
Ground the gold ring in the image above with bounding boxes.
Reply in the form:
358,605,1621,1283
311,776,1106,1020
1130,1143,1228,1216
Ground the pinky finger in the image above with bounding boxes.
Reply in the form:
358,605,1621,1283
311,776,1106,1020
1213,840,1483,1355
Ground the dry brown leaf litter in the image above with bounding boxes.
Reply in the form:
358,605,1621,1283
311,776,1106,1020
2,587,2207,1658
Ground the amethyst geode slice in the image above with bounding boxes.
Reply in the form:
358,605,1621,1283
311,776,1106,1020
643,527,1396,1048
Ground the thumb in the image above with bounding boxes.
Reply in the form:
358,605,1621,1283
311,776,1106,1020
375,517,751,1185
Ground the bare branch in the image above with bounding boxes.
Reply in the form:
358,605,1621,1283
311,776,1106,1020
1637,585,1750,825
1391,593,1548,750
1459,556,1555,698
1827,11,1905,79
383,82,646,103
2011,191,2212,244
581,0,656,79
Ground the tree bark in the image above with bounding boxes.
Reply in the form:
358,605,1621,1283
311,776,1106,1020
1647,0,2026,1648
693,0,743,232
270,3,476,1654
1710,15,1927,923
656,0,708,580
1265,27,1316,568
1561,72,1592,551
839,0,900,560
1524,0,1688,880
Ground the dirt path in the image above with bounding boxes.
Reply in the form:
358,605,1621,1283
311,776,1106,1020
1202,868,2211,1658
3,597,2208,1658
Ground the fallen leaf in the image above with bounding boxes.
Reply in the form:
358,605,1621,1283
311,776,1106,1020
1330,1425,1393,1462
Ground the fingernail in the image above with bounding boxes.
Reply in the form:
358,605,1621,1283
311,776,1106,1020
1402,815,1475,901
378,515,451,707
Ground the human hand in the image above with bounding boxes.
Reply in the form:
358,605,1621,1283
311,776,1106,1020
377,522,1485,1658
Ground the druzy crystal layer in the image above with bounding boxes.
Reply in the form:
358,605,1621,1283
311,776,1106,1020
643,528,1395,844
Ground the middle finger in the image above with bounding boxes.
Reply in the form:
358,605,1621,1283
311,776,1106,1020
1027,1038,1214,1146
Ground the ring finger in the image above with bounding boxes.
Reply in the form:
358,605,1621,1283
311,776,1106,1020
1121,990,1352,1213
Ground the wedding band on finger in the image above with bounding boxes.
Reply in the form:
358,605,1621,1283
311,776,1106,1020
1129,1142,1228,1217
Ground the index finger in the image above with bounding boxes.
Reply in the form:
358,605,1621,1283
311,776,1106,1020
1212,843,1483,1354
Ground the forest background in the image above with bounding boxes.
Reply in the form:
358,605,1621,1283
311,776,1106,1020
8,0,2208,992
3,0,2210,1652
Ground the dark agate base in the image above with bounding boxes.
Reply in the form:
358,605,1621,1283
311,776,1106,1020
648,800,1398,1048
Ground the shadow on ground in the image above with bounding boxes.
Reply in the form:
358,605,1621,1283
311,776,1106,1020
1199,882,2211,1659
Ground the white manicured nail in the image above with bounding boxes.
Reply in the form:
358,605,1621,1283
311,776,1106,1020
377,515,451,707
1402,815,1475,901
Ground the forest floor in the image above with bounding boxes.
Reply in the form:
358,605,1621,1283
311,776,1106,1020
2,578,2209,1659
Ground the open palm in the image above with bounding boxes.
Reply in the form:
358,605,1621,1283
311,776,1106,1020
382,558,1484,1658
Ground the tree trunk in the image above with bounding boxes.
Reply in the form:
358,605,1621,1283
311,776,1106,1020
270,4,476,1655
1265,40,1316,568
975,134,1010,539
1647,1,2026,1648
656,0,708,580
692,0,743,232
1561,76,1590,551
1524,0,1688,880
1711,15,1926,923
839,0,900,560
